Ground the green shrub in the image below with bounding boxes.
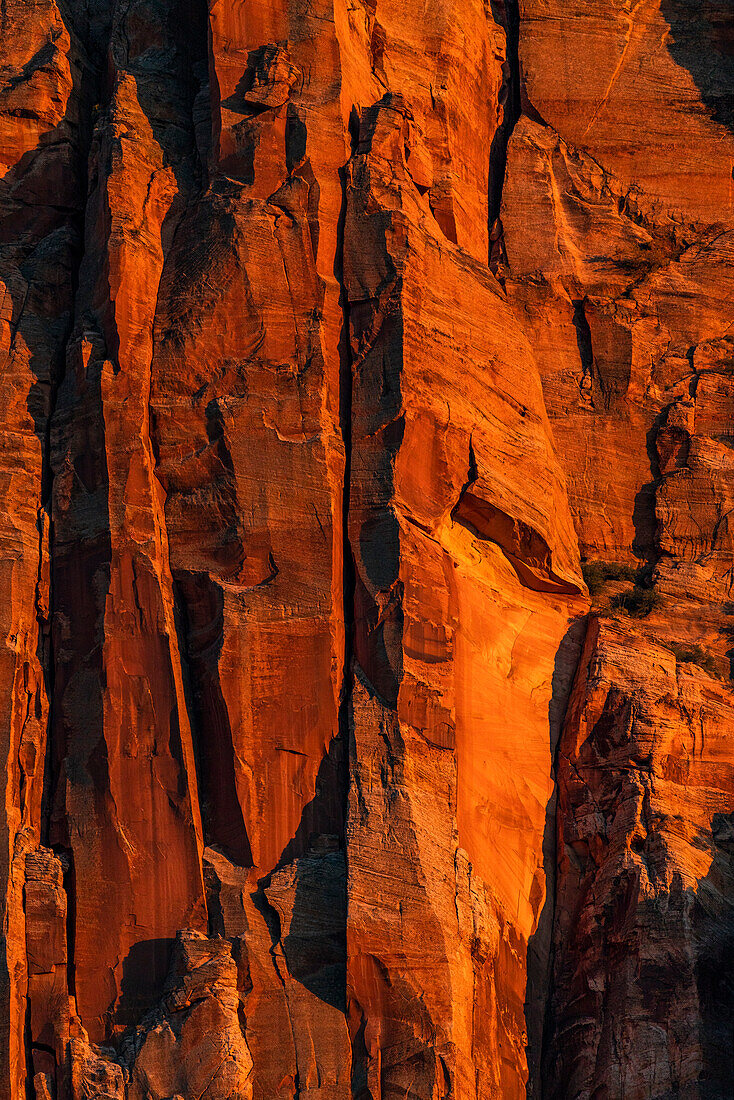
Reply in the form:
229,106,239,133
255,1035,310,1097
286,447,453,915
582,561,638,597
671,644,719,678
610,585,661,618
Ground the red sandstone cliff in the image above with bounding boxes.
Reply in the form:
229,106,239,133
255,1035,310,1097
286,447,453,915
0,0,732,1097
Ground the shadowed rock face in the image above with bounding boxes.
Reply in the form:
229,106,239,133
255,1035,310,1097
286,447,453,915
0,1,732,1098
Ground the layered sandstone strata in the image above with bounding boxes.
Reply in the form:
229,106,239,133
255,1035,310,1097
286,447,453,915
0,0,731,1098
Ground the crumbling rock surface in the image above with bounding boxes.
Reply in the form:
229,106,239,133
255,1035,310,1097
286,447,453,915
0,0,732,1098
547,619,734,1099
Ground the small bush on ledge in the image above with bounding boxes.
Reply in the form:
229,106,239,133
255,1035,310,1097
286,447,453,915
671,644,720,679
582,561,638,597
611,585,662,618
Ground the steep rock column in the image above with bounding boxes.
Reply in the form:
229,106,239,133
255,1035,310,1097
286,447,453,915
496,5,734,1091
48,0,210,1044
548,619,734,1098
343,96,587,1099
147,0,358,1092
24,848,69,1100
0,0,91,1093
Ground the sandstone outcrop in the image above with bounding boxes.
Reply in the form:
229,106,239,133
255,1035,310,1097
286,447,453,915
0,0,732,1098
547,619,734,1098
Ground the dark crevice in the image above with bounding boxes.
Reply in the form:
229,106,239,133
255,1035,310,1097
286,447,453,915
169,576,209,855
203,860,225,938
22,974,33,1100
529,616,590,1100
334,104,372,1084
35,0,212,1062
38,215,86,854
36,30,117,1069
172,572,254,870
459,435,478,497
250,881,302,1099
30,1043,55,1058
572,299,594,378
488,0,521,264
572,298,597,408
33,2,101,851
251,879,282,948
632,405,670,573
23,10,102,1094
145,0,229,881
336,108,360,866
54,846,77,1008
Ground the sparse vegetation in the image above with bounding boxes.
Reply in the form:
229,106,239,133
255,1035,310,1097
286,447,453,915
610,585,662,618
671,643,720,679
581,560,661,618
582,561,638,597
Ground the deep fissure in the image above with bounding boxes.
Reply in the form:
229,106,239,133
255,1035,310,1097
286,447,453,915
28,12,104,1093
488,0,522,240
333,109,359,1028
336,112,360,874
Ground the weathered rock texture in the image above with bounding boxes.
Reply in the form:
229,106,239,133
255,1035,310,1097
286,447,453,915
0,0,732,1097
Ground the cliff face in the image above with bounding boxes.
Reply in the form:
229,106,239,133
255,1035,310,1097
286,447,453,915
0,1,732,1098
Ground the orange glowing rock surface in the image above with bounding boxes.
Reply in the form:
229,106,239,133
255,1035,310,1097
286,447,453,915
0,0,732,1097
